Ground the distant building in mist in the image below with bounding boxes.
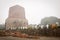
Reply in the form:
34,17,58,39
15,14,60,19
5,5,28,30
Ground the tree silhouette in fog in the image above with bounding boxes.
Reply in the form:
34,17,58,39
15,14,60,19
41,16,60,26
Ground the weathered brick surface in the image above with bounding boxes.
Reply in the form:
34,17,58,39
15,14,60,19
5,5,28,30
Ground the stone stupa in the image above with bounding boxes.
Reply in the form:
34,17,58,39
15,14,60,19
5,5,28,30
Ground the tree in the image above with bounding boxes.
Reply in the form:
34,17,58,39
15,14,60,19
41,16,60,26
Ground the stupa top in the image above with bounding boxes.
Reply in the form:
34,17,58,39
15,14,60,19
10,5,24,9
8,5,25,19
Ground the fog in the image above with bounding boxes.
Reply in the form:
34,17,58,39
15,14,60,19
0,0,60,24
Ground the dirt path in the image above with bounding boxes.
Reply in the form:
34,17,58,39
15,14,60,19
0,36,60,40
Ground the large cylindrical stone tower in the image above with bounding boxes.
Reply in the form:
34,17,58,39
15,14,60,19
5,5,28,30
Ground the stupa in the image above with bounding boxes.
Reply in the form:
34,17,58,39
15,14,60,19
5,5,28,30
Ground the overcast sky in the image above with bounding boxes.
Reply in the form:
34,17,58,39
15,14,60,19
0,0,60,24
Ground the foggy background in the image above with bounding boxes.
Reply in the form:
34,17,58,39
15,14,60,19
0,0,60,24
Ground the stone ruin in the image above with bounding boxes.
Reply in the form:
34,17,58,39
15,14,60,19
5,5,28,30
